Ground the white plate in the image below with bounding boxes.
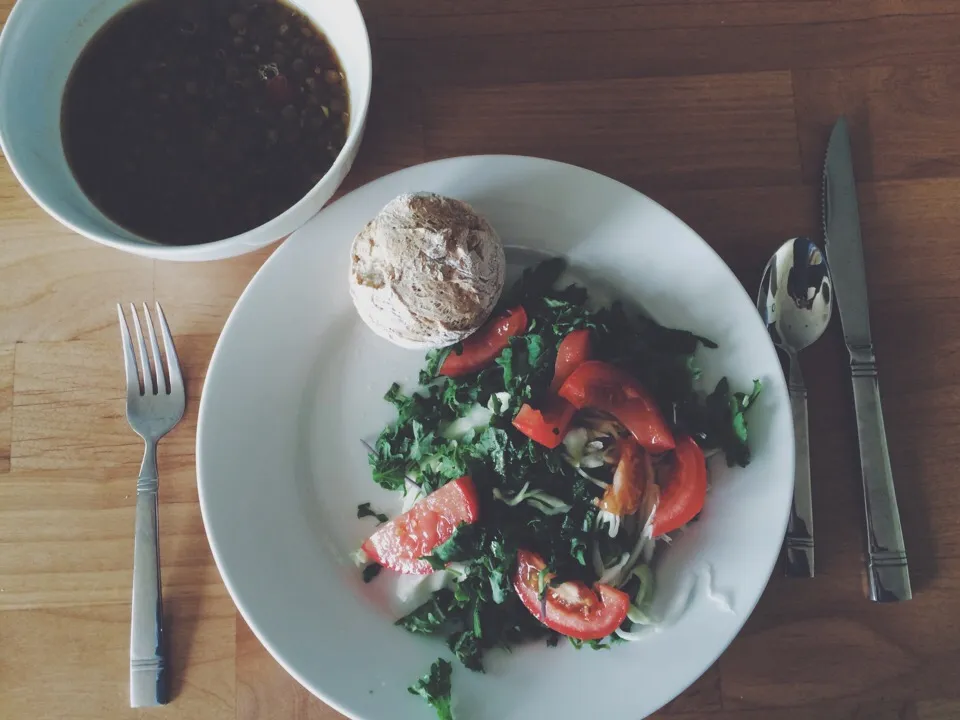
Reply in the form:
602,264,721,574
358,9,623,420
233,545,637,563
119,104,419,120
197,155,794,720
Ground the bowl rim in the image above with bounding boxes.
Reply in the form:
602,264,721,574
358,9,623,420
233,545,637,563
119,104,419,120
0,0,373,260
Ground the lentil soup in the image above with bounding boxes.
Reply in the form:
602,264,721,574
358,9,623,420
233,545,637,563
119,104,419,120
61,0,350,246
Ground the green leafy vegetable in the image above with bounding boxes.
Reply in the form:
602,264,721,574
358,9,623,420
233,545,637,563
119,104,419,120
410,421,436,462
420,347,452,385
561,505,596,567
569,637,617,650
472,427,510,476
496,334,549,397
362,563,382,583
396,591,457,634
448,629,484,672
356,502,388,525
702,377,763,467
500,256,567,308
425,525,479,569
481,539,511,604
408,658,454,720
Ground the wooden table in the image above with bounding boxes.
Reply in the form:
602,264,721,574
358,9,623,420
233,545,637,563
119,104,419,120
2,1,958,718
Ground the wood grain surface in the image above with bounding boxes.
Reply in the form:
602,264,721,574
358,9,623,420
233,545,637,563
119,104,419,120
1,1,959,718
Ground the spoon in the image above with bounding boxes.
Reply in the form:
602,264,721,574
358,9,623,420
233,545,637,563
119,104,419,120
757,237,833,578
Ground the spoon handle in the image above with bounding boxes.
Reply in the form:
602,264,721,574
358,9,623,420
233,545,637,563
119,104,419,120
850,347,912,602
785,360,815,577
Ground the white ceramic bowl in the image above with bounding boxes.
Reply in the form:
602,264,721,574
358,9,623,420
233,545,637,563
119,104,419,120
0,0,372,262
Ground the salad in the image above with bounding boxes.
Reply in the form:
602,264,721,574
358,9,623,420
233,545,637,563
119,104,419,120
353,259,761,719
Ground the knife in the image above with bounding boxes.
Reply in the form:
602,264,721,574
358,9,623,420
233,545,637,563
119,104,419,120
822,117,912,602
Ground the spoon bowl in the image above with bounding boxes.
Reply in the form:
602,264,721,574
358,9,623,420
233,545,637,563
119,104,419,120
759,237,833,355
758,236,833,578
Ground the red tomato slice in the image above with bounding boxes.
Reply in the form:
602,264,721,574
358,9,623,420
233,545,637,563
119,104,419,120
599,437,652,516
557,361,676,452
361,476,480,574
514,329,592,448
439,307,528,377
651,437,707,537
513,550,630,640
512,395,577,449
551,328,592,392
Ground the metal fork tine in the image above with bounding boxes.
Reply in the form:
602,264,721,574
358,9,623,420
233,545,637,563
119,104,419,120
142,303,167,395
155,302,184,394
129,303,153,395
117,304,139,398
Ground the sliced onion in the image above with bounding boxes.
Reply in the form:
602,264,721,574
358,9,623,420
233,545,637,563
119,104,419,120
615,625,659,642
596,509,621,538
494,483,571,515
562,427,590,463
440,403,494,441
350,548,371,568
627,606,655,625
492,482,531,507
574,465,610,489
609,496,658,588
527,497,572,516
598,552,630,584
580,452,606,469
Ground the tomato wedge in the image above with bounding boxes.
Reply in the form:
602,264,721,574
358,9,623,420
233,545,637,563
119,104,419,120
557,361,675,452
551,328,592,392
439,307,528,377
512,395,576,449
651,437,707,537
513,329,592,448
513,550,630,641
361,476,480,574
599,437,652,516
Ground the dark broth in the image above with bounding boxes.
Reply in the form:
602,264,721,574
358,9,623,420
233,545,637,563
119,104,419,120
61,0,349,245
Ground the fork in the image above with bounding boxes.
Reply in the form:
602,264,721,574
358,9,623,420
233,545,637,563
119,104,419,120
117,303,185,708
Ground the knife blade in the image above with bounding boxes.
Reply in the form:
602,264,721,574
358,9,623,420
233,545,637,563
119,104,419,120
822,119,872,348
822,117,912,602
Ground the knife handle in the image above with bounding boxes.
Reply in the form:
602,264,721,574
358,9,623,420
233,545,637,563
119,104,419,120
785,358,814,577
849,344,912,602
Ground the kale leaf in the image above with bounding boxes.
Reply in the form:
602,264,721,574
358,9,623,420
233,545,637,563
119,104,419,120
420,347,452,385
500,257,568,308
361,563,382,583
447,629,484,672
424,524,481,570
701,377,763,467
408,659,454,720
356,502,388,525
396,590,458,634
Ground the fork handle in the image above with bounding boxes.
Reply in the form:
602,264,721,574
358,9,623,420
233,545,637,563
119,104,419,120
130,441,167,707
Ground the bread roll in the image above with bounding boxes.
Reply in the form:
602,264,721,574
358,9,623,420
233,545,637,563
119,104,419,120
349,193,506,349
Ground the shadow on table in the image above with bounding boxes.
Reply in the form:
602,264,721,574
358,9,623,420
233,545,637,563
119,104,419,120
162,503,210,702
887,425,938,595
